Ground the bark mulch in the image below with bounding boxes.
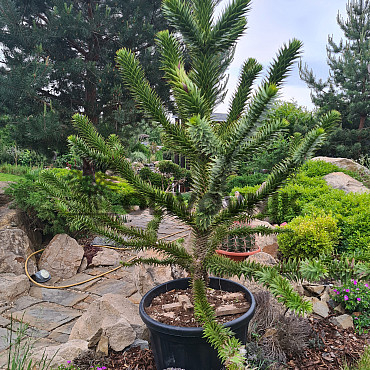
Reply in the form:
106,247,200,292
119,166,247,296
286,316,369,369
87,316,368,370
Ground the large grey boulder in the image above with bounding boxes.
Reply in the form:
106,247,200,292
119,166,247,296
312,157,370,176
323,172,369,194
0,228,36,275
69,293,145,351
0,273,30,302
39,234,84,279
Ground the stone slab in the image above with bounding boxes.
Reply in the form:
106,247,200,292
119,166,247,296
8,302,82,331
9,295,43,312
47,331,70,344
8,322,49,338
0,316,10,327
31,337,59,351
85,279,136,297
56,273,101,291
29,287,89,307
0,327,11,351
52,319,78,335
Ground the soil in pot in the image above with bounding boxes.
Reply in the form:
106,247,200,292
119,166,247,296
145,287,251,327
140,278,256,370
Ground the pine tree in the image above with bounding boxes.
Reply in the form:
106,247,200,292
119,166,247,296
40,0,340,368
300,0,369,130
0,0,169,154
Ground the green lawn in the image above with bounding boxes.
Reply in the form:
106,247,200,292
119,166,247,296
0,172,24,182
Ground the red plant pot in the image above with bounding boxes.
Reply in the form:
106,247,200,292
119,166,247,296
215,245,262,261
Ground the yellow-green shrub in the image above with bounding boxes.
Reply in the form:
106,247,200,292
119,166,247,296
278,214,339,259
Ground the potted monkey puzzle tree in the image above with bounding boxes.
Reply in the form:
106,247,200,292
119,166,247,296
40,0,340,368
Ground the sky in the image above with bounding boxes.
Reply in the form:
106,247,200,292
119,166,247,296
215,0,349,113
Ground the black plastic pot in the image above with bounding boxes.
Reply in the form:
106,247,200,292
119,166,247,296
139,277,256,370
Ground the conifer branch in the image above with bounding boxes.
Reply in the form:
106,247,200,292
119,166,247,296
192,279,245,370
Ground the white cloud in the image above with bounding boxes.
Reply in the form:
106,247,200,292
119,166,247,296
214,0,348,112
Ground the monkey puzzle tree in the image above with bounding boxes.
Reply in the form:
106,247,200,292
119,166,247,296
40,0,340,367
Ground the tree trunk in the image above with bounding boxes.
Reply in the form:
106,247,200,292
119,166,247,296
192,232,210,284
359,115,366,130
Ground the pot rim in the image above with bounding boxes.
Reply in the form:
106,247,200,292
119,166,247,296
139,277,256,336
215,245,261,257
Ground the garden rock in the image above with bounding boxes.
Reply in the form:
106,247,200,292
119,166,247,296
305,297,330,318
249,220,278,258
330,314,353,330
320,290,331,303
0,202,42,249
31,339,88,368
304,285,325,295
334,304,346,314
323,172,369,194
0,227,37,275
69,293,144,351
97,335,109,356
91,249,121,267
134,249,172,295
0,273,30,301
39,234,84,279
312,157,370,176
247,252,276,266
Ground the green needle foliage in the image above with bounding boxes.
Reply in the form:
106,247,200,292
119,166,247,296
39,0,341,368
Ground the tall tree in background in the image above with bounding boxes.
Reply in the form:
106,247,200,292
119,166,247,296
0,0,169,156
300,0,369,130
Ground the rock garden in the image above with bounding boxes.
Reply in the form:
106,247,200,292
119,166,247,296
0,154,369,370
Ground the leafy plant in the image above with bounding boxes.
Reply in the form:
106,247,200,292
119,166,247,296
6,169,144,237
332,280,369,313
332,279,370,334
277,214,339,259
39,0,340,368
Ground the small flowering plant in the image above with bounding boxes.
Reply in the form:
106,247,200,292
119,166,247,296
332,279,370,313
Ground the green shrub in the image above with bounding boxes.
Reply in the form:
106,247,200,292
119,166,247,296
139,166,168,189
6,170,70,236
268,172,331,223
6,169,145,236
299,159,357,178
277,214,339,259
268,160,370,254
226,172,267,192
302,191,370,252
230,185,261,198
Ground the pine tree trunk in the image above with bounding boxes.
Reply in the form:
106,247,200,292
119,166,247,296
359,115,366,130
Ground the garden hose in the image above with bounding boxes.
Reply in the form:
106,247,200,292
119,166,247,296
25,228,191,289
